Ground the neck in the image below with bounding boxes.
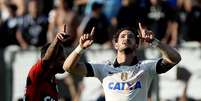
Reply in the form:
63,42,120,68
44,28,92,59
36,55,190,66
92,11,100,18
117,51,136,65
30,13,38,18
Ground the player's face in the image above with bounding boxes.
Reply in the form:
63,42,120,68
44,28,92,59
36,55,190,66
115,30,138,52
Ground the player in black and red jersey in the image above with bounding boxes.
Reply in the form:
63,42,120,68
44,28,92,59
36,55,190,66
24,25,70,101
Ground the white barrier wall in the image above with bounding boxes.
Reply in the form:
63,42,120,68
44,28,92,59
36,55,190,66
4,42,201,101
178,42,201,99
4,46,40,101
145,42,201,100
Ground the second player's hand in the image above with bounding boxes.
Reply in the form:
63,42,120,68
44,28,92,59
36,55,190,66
56,24,70,42
79,27,95,49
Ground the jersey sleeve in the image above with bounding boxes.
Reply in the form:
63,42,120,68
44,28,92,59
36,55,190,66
86,63,108,82
141,59,161,77
28,60,44,81
29,59,51,78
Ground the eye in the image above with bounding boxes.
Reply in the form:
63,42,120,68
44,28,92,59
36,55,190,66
120,34,126,38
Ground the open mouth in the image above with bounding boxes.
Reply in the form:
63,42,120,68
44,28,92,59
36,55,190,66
122,42,129,45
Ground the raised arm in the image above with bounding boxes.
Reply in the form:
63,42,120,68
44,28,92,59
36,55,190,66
138,23,181,74
63,27,95,76
42,24,69,61
154,39,181,73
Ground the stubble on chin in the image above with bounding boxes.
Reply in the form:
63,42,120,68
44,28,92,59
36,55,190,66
122,47,134,54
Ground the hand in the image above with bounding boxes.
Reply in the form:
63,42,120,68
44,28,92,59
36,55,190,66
138,22,154,43
56,24,70,42
79,27,95,49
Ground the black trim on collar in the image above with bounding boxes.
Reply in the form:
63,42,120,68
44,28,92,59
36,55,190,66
85,63,94,77
113,56,139,67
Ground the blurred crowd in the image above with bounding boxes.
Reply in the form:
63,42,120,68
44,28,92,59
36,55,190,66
0,0,201,49
0,0,200,101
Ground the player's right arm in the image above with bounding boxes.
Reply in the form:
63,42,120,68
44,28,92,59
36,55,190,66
63,27,95,76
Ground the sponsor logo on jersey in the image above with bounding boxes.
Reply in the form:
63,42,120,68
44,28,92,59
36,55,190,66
44,96,56,101
108,81,141,91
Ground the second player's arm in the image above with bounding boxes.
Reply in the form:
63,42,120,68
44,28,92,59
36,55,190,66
42,38,60,62
42,25,68,62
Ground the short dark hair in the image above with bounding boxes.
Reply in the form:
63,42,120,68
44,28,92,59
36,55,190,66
7,3,17,12
113,27,139,44
92,2,103,11
40,43,64,58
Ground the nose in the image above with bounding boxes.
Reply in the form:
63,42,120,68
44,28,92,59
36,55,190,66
124,35,131,41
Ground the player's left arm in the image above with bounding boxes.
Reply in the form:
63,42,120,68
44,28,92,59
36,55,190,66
154,39,181,74
138,22,181,74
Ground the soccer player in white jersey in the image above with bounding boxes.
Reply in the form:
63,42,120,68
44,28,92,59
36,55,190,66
63,23,181,101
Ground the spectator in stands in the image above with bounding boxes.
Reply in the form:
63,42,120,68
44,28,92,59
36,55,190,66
176,0,188,42
80,0,121,26
11,0,26,16
78,2,111,45
0,0,10,23
116,0,138,29
175,0,201,43
47,0,79,46
0,3,19,48
144,0,165,38
141,0,179,47
176,67,195,101
185,0,201,42
161,20,179,48
16,0,48,49
84,0,103,15
63,23,181,101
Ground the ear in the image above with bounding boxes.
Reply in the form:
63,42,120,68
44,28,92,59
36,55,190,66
114,42,119,50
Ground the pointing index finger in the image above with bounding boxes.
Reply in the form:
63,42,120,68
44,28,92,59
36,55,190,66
63,24,70,37
138,22,143,37
64,24,67,33
90,27,95,36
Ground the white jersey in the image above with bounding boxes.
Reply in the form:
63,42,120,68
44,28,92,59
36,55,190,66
90,59,159,101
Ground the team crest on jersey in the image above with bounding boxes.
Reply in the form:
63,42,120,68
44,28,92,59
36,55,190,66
121,72,128,81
